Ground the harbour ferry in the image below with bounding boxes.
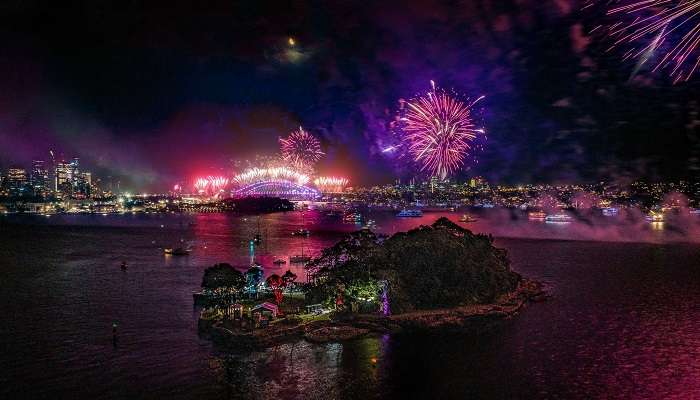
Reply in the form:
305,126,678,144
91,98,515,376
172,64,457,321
545,213,573,223
459,214,477,223
528,211,547,221
396,209,423,218
645,212,664,222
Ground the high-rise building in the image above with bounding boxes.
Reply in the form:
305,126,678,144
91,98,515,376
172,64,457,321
31,160,50,196
55,161,73,197
7,167,28,195
74,171,91,198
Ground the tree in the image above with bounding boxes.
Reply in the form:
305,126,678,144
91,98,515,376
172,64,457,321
201,263,246,318
282,270,297,286
266,274,285,305
306,218,521,314
202,263,245,291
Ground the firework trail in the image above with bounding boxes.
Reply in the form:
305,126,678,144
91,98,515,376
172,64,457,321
234,167,310,186
313,176,349,193
400,81,485,179
587,0,700,82
207,176,230,192
194,178,209,193
279,127,324,169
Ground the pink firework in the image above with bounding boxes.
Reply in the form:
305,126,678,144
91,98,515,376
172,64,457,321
207,176,230,192
194,178,209,193
401,81,485,179
587,0,700,82
279,127,324,168
313,176,349,193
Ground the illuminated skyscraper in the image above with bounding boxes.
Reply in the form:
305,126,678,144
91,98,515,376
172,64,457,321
31,160,49,196
55,161,73,197
6,167,28,195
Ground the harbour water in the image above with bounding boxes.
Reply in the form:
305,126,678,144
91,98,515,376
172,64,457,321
1,210,699,399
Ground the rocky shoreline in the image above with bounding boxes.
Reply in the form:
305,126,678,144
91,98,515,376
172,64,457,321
198,279,546,350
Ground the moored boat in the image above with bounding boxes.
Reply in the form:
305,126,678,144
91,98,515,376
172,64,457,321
164,247,191,256
528,211,547,221
459,214,477,223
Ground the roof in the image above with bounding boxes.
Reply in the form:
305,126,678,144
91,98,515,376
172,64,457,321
252,302,278,312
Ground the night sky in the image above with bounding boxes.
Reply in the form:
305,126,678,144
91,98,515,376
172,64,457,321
1,0,699,190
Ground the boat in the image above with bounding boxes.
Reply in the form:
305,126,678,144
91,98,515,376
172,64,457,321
396,209,423,217
459,214,477,223
362,219,378,230
645,212,664,222
528,211,547,220
290,254,311,263
291,228,310,237
273,258,287,265
602,207,619,217
545,213,573,223
689,208,700,215
253,233,262,245
164,247,191,256
343,212,362,223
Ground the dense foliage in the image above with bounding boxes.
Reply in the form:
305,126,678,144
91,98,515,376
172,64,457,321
201,263,246,316
306,218,520,314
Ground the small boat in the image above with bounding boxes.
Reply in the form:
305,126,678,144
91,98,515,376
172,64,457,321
528,211,547,220
396,209,423,217
459,214,477,223
645,212,664,222
120,261,128,271
602,207,619,217
164,247,191,256
289,254,311,263
273,258,287,265
362,219,378,230
545,213,573,223
291,229,310,237
343,212,362,223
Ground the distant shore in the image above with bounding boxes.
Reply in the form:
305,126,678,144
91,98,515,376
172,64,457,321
198,279,546,350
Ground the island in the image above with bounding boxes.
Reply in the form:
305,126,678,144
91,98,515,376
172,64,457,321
196,217,545,350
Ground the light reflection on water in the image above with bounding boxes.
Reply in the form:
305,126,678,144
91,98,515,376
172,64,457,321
1,211,699,399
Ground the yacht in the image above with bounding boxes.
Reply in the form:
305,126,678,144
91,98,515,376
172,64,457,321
396,209,423,217
291,228,310,237
545,213,573,223
459,214,477,223
528,211,547,221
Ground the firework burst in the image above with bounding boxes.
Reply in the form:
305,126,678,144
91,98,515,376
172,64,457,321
587,0,700,82
399,81,485,179
313,176,349,193
234,167,310,186
279,127,324,169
